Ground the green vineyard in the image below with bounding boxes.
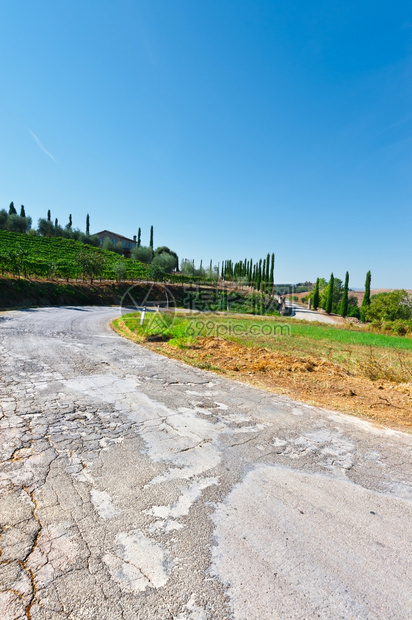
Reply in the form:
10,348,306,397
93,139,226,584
0,231,149,281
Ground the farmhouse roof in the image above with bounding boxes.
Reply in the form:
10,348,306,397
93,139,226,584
94,230,136,243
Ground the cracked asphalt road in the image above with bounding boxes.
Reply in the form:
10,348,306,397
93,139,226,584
1,306,411,619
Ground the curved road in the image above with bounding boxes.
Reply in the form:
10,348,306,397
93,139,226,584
286,302,342,324
1,307,411,619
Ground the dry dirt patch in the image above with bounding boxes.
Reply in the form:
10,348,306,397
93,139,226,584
151,337,412,431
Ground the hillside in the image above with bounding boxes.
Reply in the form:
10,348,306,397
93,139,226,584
0,231,148,280
0,279,194,309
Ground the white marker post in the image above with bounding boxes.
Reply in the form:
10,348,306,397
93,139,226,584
140,307,146,325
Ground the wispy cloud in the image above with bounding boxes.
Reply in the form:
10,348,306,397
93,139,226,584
28,129,56,162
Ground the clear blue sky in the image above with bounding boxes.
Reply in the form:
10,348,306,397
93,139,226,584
1,1,411,287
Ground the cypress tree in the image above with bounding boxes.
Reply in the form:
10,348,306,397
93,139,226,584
361,270,372,321
262,258,266,289
313,278,320,310
55,218,58,228
270,253,275,287
265,253,270,285
20,205,26,218
325,273,334,314
86,214,90,236
9,202,16,215
362,271,371,308
47,209,51,221
149,225,154,249
257,259,262,291
68,214,72,228
137,227,141,247
340,272,349,317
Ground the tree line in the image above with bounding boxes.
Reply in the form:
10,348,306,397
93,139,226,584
2,202,276,291
308,270,372,319
1,203,159,255
220,253,276,293
0,202,100,246
178,253,276,294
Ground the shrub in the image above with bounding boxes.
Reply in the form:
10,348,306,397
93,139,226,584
368,318,412,336
151,252,177,274
365,290,412,322
113,261,127,282
154,246,179,270
320,275,343,313
148,263,166,281
132,245,153,264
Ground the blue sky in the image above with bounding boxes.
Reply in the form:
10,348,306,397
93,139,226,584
1,1,411,287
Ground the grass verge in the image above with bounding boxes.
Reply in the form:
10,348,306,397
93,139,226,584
112,311,412,432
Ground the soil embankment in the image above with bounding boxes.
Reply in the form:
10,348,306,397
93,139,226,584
0,277,198,309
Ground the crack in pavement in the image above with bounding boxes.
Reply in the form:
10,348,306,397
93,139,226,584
1,307,412,619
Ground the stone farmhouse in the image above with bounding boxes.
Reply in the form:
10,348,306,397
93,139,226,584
94,230,137,257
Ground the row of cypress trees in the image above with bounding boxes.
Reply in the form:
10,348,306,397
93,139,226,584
221,253,275,293
312,270,371,317
134,225,153,249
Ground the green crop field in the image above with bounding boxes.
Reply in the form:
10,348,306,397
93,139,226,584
0,231,229,285
0,231,149,280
